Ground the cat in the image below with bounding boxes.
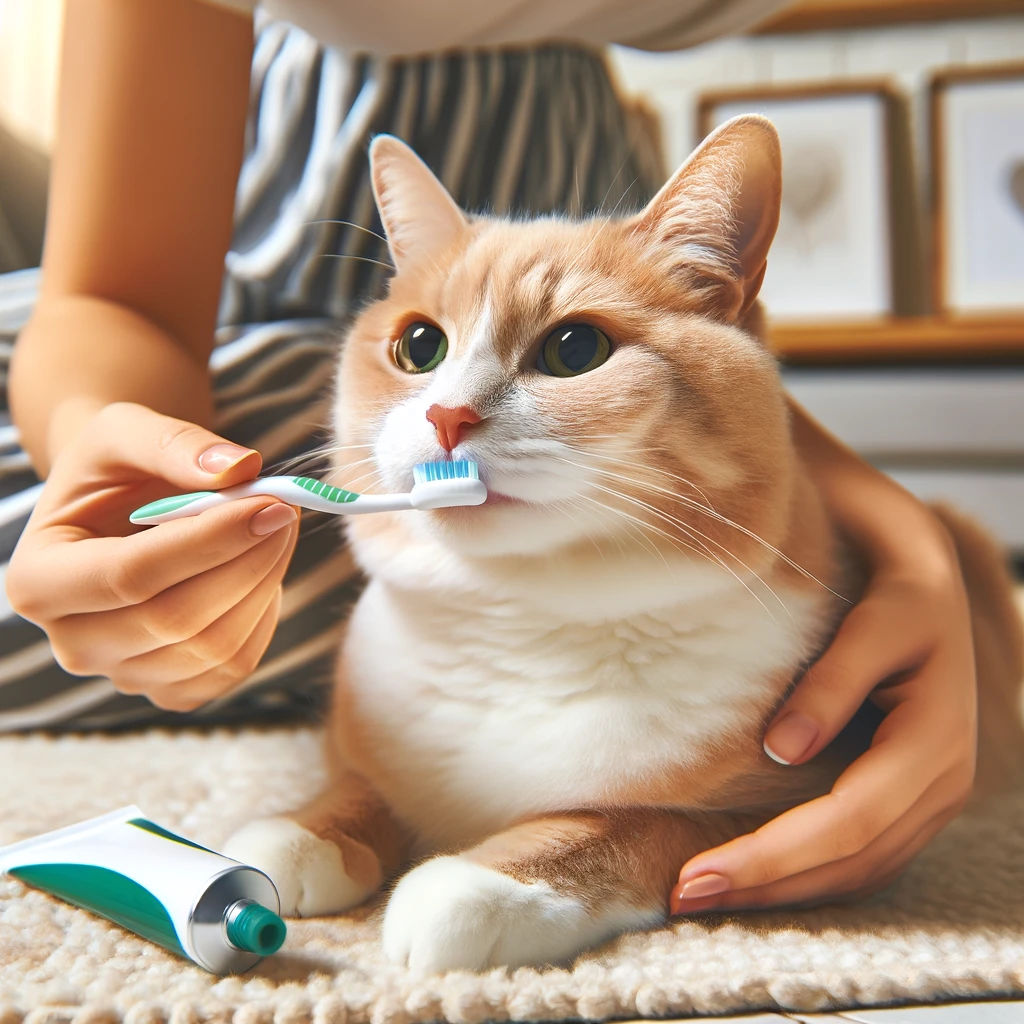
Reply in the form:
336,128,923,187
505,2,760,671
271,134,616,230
224,114,1024,973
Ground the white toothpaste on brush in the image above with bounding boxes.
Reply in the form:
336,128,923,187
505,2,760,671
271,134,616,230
0,806,286,974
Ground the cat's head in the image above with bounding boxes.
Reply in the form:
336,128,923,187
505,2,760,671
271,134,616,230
334,115,797,570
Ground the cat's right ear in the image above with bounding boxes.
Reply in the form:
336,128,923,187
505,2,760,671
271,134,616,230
635,114,782,321
369,135,468,270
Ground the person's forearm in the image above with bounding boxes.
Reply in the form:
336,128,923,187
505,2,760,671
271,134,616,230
10,294,215,476
10,0,255,478
787,397,950,571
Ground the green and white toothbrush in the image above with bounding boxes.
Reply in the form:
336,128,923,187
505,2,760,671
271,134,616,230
130,460,486,526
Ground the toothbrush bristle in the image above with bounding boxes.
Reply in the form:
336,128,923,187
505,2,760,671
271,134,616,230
412,460,480,485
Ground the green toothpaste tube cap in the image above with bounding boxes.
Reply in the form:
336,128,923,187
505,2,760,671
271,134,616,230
226,900,287,956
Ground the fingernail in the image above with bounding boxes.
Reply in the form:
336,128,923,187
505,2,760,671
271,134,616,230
678,873,730,900
764,711,819,765
199,443,255,474
250,504,297,536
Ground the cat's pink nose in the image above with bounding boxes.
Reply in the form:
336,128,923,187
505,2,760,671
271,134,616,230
426,404,481,453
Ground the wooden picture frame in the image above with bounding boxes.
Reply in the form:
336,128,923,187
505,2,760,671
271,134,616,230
931,62,1024,320
697,80,923,329
754,0,1024,34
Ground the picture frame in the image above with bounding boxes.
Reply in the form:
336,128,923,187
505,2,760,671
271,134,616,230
697,81,922,326
931,62,1024,318
754,0,1024,34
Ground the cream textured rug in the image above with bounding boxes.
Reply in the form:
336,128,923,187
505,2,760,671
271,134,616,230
1,727,1024,1024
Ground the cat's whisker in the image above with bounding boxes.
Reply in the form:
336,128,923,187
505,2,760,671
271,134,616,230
579,495,678,571
554,450,785,615
561,459,790,617
327,450,378,463
670,517,790,618
579,477,780,621
324,454,377,472
577,492,719,575
292,512,347,542
625,492,788,621
576,485,717,568
317,253,397,272
561,440,718,504
577,467,790,618
562,175,639,278
305,218,390,246
564,496,627,559
337,467,385,494
574,491,667,563
560,443,718,510
551,498,608,560
312,443,376,461
560,446,845,602
314,441,375,452
671,490,847,602
300,453,383,495
596,157,632,216
267,441,374,477
334,467,379,487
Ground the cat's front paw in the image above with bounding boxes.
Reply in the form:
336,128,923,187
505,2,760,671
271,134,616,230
222,817,375,917
382,855,654,972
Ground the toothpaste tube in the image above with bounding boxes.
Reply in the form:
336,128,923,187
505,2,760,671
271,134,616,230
0,806,286,974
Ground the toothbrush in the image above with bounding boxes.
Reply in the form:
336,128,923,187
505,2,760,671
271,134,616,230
129,460,487,526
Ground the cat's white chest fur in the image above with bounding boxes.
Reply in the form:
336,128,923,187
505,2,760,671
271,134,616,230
339,544,824,851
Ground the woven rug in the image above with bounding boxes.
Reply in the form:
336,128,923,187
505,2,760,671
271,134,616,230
1,725,1023,1024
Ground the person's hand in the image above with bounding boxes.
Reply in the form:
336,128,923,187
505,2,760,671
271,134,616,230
670,510,976,913
6,402,299,712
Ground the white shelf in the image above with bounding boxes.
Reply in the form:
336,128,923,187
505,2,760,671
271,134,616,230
782,367,1024,457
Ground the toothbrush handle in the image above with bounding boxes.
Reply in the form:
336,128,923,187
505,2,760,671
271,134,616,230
130,477,414,525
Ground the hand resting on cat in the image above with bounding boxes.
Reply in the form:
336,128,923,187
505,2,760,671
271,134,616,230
224,115,1024,972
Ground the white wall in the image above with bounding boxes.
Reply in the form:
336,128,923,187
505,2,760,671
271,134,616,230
609,16,1024,188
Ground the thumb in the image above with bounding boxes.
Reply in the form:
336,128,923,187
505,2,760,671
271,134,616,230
75,402,262,491
763,597,925,766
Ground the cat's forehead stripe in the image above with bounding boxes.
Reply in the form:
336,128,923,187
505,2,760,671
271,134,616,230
461,295,495,360
516,261,554,308
432,222,632,368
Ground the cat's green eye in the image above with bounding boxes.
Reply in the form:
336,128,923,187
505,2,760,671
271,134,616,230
395,322,448,373
537,324,611,378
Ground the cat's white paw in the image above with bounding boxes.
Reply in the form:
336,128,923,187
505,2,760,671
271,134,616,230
382,854,660,973
222,817,373,917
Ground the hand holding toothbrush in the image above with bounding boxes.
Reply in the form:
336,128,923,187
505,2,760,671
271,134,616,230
6,403,300,712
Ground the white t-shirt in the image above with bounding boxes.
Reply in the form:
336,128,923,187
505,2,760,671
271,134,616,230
207,0,785,56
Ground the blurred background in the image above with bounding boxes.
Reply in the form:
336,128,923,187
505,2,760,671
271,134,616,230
0,0,1021,564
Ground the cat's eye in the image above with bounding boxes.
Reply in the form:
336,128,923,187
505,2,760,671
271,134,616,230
537,324,611,378
395,322,448,373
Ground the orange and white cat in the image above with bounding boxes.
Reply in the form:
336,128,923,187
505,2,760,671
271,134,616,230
224,115,1024,972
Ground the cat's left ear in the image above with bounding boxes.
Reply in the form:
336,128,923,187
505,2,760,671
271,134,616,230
369,135,468,270
635,114,781,320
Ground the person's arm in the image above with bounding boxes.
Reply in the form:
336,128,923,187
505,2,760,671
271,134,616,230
7,0,302,713
10,0,252,473
786,399,959,578
672,401,975,911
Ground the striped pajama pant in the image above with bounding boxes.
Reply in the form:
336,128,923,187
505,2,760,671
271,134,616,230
0,25,662,731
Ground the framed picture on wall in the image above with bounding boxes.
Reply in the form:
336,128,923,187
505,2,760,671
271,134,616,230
931,63,1024,318
697,82,921,326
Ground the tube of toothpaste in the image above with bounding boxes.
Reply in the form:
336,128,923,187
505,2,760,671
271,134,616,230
0,805,286,974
